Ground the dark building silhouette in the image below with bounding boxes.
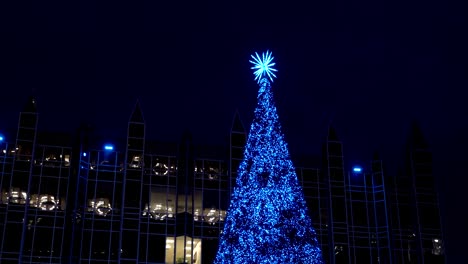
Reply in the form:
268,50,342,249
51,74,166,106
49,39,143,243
0,98,445,263
0,97,72,263
387,122,445,264
322,126,391,263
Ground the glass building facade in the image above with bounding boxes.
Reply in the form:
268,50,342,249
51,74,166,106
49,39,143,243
322,126,392,263
0,98,445,263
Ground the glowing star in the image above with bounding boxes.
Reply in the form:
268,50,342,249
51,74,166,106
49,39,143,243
250,50,278,83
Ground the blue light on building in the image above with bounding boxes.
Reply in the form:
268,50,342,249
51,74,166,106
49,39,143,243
353,166,362,173
104,145,113,151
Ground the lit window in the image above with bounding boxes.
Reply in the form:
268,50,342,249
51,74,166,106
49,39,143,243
30,194,59,210
153,162,168,176
143,203,174,220
129,155,142,168
8,187,28,204
334,245,344,255
1,189,8,204
64,154,70,166
198,208,226,224
144,187,177,220
165,236,202,264
432,238,443,255
88,198,112,216
207,167,219,180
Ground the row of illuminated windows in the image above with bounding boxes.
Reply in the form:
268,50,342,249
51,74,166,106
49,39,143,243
391,236,444,255
83,200,226,225
82,164,226,179
194,160,227,181
0,144,71,167
141,205,227,224
130,158,227,177
144,188,227,224
33,154,71,168
3,147,348,186
0,187,64,210
85,188,228,224
74,235,203,264
81,154,228,179
2,149,226,178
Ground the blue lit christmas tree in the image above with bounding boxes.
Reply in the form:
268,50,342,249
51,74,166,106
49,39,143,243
214,51,323,263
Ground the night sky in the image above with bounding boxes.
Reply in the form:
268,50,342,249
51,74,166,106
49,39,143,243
1,1,467,262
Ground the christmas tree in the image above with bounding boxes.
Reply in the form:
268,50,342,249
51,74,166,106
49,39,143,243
214,51,323,263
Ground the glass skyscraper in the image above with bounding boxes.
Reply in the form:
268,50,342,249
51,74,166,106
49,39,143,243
0,97,445,263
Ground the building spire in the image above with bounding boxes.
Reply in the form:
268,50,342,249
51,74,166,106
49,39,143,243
129,100,144,123
408,119,428,149
22,96,37,113
327,123,339,141
230,109,245,133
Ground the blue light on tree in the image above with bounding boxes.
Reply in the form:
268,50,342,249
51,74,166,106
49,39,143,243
214,51,323,263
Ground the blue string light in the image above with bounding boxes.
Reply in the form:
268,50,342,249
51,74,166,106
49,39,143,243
214,52,323,263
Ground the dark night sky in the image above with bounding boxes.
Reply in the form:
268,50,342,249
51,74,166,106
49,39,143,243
1,1,467,262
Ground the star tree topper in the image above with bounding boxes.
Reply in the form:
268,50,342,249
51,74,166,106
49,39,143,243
250,50,278,83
